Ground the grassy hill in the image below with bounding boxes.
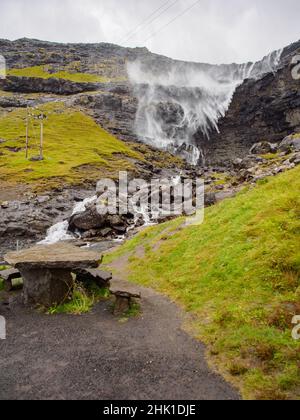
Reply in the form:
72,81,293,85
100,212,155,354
7,65,122,83
0,102,142,191
105,166,300,400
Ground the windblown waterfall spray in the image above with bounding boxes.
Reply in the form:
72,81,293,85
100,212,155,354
128,49,283,165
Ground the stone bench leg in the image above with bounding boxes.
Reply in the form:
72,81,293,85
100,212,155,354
111,291,141,316
114,296,132,316
19,267,74,308
4,279,13,293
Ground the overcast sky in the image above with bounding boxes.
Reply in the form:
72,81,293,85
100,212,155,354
0,0,299,64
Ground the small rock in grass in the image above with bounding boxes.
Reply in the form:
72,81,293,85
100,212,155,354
29,156,44,162
1,201,9,209
250,141,277,155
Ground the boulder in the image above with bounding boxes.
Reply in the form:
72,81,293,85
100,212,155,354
81,230,99,240
69,204,106,231
100,227,113,237
204,192,217,207
68,204,132,236
36,195,50,204
290,152,300,165
250,142,277,155
238,168,256,182
233,155,263,170
279,135,300,153
0,268,21,281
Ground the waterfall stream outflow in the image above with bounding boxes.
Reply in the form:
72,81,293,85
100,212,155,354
128,48,283,165
39,176,183,245
39,195,98,245
39,221,74,245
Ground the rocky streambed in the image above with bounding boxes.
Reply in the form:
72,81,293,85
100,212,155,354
0,187,95,257
1,134,299,259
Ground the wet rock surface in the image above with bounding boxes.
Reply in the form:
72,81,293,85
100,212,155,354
279,135,300,153
0,76,100,95
0,187,95,257
195,41,300,165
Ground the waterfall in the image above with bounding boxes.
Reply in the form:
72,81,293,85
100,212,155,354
39,196,97,245
39,221,74,245
128,48,283,165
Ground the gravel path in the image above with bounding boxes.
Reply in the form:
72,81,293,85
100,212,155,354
0,280,239,400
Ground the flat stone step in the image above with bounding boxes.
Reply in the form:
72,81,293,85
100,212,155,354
0,268,22,292
0,268,21,282
74,269,112,287
110,290,141,300
110,289,141,316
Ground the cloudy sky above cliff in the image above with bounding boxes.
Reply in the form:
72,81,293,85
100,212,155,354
1,0,299,63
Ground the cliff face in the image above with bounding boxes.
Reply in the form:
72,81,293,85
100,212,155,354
195,41,300,166
1,38,300,167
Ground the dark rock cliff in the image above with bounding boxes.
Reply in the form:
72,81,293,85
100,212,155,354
195,41,300,165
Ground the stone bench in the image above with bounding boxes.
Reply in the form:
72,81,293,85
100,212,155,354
110,289,141,316
74,268,112,288
0,268,22,292
5,243,102,307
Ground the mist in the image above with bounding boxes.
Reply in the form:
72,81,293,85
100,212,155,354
0,0,299,64
127,49,283,164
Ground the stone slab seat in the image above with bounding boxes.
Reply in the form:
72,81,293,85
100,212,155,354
110,289,141,316
4,243,102,307
0,268,21,292
74,268,112,288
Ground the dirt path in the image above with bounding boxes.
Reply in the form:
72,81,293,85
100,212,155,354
0,272,239,400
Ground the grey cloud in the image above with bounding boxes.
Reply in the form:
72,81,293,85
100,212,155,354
0,0,299,64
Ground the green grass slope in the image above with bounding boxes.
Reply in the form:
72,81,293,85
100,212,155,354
105,167,300,400
0,102,141,190
7,65,124,83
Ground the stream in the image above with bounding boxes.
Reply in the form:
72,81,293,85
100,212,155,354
39,175,183,248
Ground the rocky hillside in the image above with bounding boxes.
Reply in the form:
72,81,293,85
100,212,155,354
1,38,299,166
0,38,144,142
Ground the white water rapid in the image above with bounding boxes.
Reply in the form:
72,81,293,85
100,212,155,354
40,176,183,245
39,195,97,245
